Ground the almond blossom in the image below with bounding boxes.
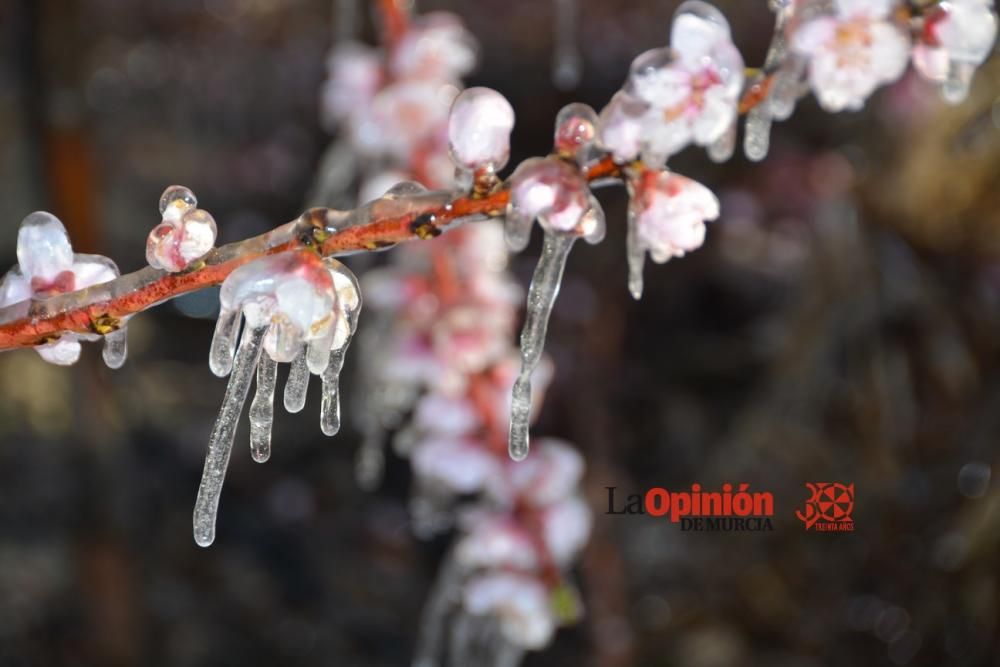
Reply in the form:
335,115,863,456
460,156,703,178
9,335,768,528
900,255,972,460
791,0,910,112
597,0,744,167
0,212,121,366
912,0,998,102
626,168,720,298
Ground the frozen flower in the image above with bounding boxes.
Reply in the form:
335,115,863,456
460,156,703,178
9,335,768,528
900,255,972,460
792,0,910,112
0,212,119,365
215,251,360,372
463,573,556,649
912,0,998,102
390,12,477,82
448,87,516,173
598,1,744,166
320,42,383,130
506,157,604,245
629,169,719,263
553,103,599,164
146,186,217,273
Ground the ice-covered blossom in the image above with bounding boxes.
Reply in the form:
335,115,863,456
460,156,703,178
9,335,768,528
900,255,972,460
506,157,605,247
912,0,998,102
597,1,744,166
195,250,361,547
626,168,720,299
553,103,600,165
447,87,515,178
791,0,910,112
0,211,121,366
146,185,217,273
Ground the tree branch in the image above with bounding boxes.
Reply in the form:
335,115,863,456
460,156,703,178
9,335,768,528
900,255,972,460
0,156,621,352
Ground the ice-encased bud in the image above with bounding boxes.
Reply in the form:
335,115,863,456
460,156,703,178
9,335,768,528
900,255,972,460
553,103,598,164
218,251,337,364
507,157,603,243
147,186,217,273
913,0,998,103
448,87,516,174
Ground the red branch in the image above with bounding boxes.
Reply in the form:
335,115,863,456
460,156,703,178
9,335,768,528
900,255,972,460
0,157,621,352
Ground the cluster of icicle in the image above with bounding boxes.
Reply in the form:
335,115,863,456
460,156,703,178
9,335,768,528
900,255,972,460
193,246,362,546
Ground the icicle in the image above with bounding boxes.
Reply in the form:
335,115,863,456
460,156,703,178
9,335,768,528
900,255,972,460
321,343,349,436
284,349,310,413
552,0,581,90
743,107,772,162
626,209,645,300
102,326,128,369
509,233,575,461
707,120,736,163
193,324,267,547
942,61,974,105
249,351,278,463
210,307,241,377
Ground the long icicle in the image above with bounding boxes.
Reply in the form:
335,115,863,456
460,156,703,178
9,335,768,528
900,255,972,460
209,307,241,377
321,341,350,436
249,351,278,463
509,232,575,461
193,323,267,547
284,349,310,413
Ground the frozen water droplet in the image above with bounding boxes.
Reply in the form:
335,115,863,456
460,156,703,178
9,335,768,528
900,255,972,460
321,344,348,436
552,0,581,90
102,326,128,369
509,232,575,460
384,180,428,198
249,351,277,463
744,107,772,162
210,307,241,377
958,461,991,498
284,349,310,413
159,185,197,215
193,324,267,547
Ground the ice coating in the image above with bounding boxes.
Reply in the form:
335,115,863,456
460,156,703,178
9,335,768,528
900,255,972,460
912,0,998,103
506,157,604,248
553,103,598,164
146,185,217,273
249,353,278,463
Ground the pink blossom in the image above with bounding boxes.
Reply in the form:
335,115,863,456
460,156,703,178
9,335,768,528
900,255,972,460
390,12,477,82
629,169,720,263
0,212,119,365
508,157,604,241
447,87,516,173
792,0,910,112
146,186,217,273
412,436,502,494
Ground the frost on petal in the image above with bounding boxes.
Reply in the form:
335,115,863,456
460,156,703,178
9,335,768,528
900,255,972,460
448,87,515,173
412,437,501,494
463,574,556,650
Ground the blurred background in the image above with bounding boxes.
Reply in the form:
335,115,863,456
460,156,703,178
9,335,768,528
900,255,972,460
1,0,999,665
